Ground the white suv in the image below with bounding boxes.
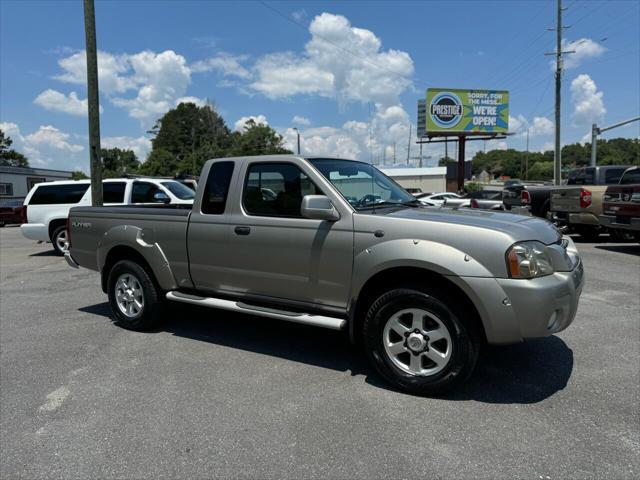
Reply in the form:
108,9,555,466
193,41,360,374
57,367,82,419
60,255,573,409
20,178,194,255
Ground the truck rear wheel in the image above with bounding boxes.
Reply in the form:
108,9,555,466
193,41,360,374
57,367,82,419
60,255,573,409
107,260,163,331
363,288,480,396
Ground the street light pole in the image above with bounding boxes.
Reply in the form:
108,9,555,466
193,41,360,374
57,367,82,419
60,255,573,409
83,0,102,206
590,116,640,167
293,127,300,155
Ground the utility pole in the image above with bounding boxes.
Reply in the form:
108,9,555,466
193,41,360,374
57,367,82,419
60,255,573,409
83,0,102,206
393,142,396,164
383,146,387,165
546,0,574,186
406,124,412,164
292,127,301,155
590,117,640,167
525,128,530,180
419,142,423,168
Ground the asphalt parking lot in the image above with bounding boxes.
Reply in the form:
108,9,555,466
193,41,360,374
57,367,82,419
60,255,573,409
1,225,638,479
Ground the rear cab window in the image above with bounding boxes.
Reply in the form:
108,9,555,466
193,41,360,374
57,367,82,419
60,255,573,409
620,169,640,185
201,161,235,214
604,168,627,184
28,183,90,205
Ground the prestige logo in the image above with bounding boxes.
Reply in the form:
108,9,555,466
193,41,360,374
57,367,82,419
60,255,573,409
430,92,463,128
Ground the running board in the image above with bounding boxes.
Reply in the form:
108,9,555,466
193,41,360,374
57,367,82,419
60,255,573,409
166,291,346,331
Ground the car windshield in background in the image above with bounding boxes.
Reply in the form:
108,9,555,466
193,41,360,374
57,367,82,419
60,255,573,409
161,181,195,200
309,158,416,210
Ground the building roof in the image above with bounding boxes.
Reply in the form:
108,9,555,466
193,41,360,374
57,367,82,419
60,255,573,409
0,165,73,176
380,167,446,177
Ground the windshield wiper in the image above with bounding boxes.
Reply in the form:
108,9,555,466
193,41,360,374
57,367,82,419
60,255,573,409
357,200,419,210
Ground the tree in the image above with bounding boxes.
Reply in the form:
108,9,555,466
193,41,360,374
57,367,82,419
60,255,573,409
138,148,177,176
230,119,291,157
148,101,232,175
438,156,454,166
101,147,139,177
0,128,29,167
71,170,89,180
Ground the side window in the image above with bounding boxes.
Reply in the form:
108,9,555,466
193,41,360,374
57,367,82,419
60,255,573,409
29,184,90,205
131,182,162,203
243,163,321,218
202,161,234,214
103,182,126,203
604,168,625,184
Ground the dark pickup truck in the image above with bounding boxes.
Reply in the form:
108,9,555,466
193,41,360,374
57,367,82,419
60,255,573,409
599,166,640,241
502,183,553,219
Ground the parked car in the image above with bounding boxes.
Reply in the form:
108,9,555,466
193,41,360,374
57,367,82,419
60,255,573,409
502,183,553,218
599,166,640,241
550,165,631,241
444,189,504,210
0,198,24,226
405,187,423,195
416,192,461,206
21,178,194,255
66,155,583,396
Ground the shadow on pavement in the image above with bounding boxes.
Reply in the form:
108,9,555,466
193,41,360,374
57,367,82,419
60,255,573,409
80,301,573,404
595,244,640,256
29,249,59,257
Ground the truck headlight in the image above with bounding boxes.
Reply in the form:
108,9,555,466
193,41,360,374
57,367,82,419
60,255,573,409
506,241,555,279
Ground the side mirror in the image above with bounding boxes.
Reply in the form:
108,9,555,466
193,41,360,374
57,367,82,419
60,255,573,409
300,195,340,221
153,192,171,204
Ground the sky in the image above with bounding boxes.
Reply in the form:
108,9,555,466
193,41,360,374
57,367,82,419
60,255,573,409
1,0,639,172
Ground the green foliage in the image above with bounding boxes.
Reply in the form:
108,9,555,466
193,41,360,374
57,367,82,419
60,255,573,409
101,147,139,177
438,156,454,166
71,170,89,180
471,138,639,181
464,182,482,193
142,103,291,176
138,148,177,176
0,128,29,167
229,119,291,157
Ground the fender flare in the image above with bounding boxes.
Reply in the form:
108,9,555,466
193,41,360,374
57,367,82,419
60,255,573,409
97,225,177,291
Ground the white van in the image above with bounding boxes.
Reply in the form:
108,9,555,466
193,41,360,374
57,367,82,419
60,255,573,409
20,178,194,254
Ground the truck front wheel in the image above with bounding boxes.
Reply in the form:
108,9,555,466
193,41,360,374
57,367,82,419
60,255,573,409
363,288,480,396
107,260,163,331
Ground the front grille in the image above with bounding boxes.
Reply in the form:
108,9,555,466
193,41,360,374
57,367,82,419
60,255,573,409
615,216,631,225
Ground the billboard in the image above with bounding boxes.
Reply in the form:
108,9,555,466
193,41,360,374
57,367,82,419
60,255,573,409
425,88,509,134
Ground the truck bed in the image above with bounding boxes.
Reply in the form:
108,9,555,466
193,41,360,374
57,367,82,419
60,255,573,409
69,205,192,289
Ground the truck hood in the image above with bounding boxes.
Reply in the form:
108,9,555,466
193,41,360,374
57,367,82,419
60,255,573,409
382,206,561,245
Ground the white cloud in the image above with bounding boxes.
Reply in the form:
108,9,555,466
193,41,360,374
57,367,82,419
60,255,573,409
250,12,414,106
1,122,85,168
509,114,528,134
234,114,268,132
540,141,554,153
54,49,192,124
33,89,103,116
529,116,554,137
292,115,311,126
102,136,151,161
571,74,606,127
54,50,135,94
191,53,250,78
560,38,606,70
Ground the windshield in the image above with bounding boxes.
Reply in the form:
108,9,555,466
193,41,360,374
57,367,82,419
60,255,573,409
309,158,416,210
160,181,195,200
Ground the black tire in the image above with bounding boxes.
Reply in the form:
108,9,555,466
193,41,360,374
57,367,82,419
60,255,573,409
575,226,600,242
50,224,68,256
363,288,480,396
107,260,163,331
610,229,635,242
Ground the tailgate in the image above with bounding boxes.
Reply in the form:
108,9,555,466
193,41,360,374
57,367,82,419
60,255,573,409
551,187,582,212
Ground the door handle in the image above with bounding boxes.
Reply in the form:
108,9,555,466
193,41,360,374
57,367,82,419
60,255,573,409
234,226,251,235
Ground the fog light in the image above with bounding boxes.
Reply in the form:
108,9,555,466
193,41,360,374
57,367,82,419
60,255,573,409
547,311,559,331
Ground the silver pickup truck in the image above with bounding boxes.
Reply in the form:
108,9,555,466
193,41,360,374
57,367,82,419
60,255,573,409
66,155,584,395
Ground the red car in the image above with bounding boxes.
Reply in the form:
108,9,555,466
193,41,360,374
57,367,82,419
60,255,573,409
0,199,24,227
599,166,640,242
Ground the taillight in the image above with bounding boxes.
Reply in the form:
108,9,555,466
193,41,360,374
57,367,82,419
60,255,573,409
66,216,72,249
521,190,531,205
580,189,592,209
470,199,479,209
20,205,28,224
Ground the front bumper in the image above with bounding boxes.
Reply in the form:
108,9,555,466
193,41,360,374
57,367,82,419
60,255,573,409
456,248,584,345
20,223,49,242
599,214,640,232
